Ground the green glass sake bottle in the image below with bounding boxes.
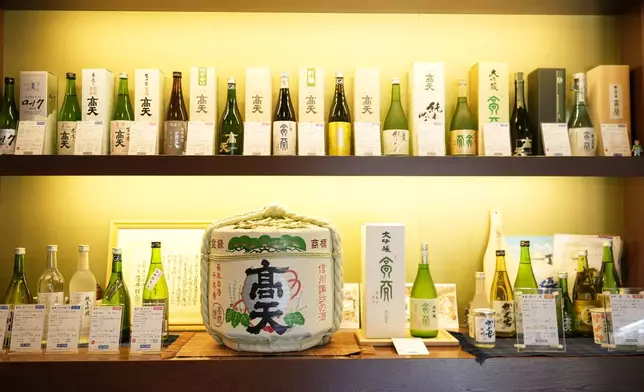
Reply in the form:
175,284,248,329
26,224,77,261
2,248,33,346
514,241,538,291
110,73,134,154
382,78,410,156
103,248,131,343
490,250,515,337
567,73,595,156
449,79,477,156
572,250,596,337
410,243,439,338
57,73,82,155
218,78,243,155
558,272,574,338
143,242,169,341
596,241,621,297
0,77,19,155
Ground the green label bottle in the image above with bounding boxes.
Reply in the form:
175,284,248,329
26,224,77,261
272,72,297,155
568,73,595,156
0,77,19,155
328,73,352,156
597,241,621,300
558,272,574,337
103,248,132,343
2,248,34,345
164,71,189,155
382,78,409,156
218,78,244,155
57,72,81,155
449,79,477,156
143,242,169,340
514,240,538,290
490,250,515,337
572,250,596,337
410,243,439,338
110,73,134,155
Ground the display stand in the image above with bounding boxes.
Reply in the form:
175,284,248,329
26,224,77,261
603,288,644,352
513,288,566,353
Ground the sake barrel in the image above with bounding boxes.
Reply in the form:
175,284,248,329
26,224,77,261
201,205,343,352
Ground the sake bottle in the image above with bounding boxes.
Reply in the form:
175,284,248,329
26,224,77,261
382,78,409,156
596,241,621,304
164,71,189,155
218,78,244,155
482,209,510,297
57,73,82,155
110,72,134,155
69,245,97,344
409,243,438,338
490,250,515,337
0,77,18,155
37,245,65,341
514,241,538,291
328,73,352,156
2,248,34,344
272,72,297,155
567,73,595,156
103,248,132,342
558,272,574,338
449,79,477,155
143,242,169,341
572,250,596,337
468,272,490,338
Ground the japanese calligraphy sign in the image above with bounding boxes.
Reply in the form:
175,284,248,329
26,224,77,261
82,69,114,155
354,68,380,123
19,71,58,155
410,62,446,156
135,70,165,153
298,67,325,124
190,67,217,123
245,68,272,123
471,62,509,154
362,223,406,339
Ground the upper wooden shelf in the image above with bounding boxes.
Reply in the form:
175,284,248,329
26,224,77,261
0,0,637,15
0,155,643,176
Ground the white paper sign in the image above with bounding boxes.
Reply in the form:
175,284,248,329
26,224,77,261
519,294,559,346
130,306,164,354
354,122,382,156
416,120,445,156
243,122,271,155
186,121,215,156
541,123,572,156
0,305,9,349
45,304,82,353
128,122,159,155
298,122,325,156
483,123,511,156
601,124,630,157
73,121,103,155
88,306,123,354
391,338,429,355
609,294,644,346
9,304,46,353
14,121,47,155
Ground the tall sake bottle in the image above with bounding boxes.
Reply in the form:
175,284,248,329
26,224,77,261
409,243,439,338
382,78,409,156
57,73,82,155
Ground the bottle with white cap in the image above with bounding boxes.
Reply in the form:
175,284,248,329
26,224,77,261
383,78,410,156
567,72,595,156
70,245,97,344
273,72,297,155
37,245,65,341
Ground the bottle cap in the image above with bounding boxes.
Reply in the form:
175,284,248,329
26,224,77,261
5,77,14,84
457,79,467,86
558,272,568,279
66,72,77,79
392,78,400,84
119,72,128,79
421,243,428,250
173,71,182,78
578,250,588,257
281,72,289,78
520,240,530,247
47,245,58,251
227,77,236,84
475,271,485,279
336,72,344,78
79,245,90,252
574,72,585,80
515,72,524,80
112,248,122,255
496,250,505,256
151,241,161,248
14,248,26,255
603,240,612,247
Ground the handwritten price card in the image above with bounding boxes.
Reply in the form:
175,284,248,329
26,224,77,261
45,305,83,354
609,294,644,346
130,306,164,354
9,304,46,353
520,294,559,346
88,306,123,354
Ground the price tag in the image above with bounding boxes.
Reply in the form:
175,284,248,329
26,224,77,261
298,122,325,156
483,123,511,156
519,294,559,347
128,122,159,155
354,122,382,156
9,304,46,353
243,122,271,156
601,124,630,157
130,306,164,354
186,121,216,156
541,123,572,156
88,306,123,354
45,304,82,354
391,338,429,355
74,121,104,155
14,121,47,155
416,120,445,156
0,305,9,350
609,294,644,346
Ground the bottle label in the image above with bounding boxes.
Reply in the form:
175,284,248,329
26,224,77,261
272,121,297,155
57,121,77,155
143,299,169,337
70,291,96,338
563,310,573,334
0,128,17,154
574,299,595,332
493,300,515,333
220,129,242,155
474,314,496,343
410,298,439,332
568,127,595,156
383,129,410,155
164,121,188,155
145,268,164,291
38,292,64,306
513,137,533,156
449,129,477,155
609,84,623,120
329,122,351,156
110,121,131,155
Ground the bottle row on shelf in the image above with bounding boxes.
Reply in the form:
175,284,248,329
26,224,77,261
0,64,640,158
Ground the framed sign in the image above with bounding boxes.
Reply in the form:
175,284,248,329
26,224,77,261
107,221,210,330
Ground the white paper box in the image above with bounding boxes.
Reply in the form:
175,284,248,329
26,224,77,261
135,69,165,154
409,62,446,156
245,67,272,123
19,71,58,155
82,69,114,155
362,223,406,339
298,68,325,124
354,68,380,123
470,63,510,155
190,67,217,123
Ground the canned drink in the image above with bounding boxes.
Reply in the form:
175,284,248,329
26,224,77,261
473,308,496,348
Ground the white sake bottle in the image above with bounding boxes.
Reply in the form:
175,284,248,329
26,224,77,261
482,209,511,297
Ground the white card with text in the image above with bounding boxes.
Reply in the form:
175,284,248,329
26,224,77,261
243,122,271,156
14,121,47,155
9,304,46,353
297,122,325,156
88,306,123,354
130,306,164,354
45,304,83,354
353,122,382,156
74,121,104,155
391,338,429,355
609,294,644,346
601,123,630,157
520,294,559,347
483,123,511,156
186,121,216,156
0,305,9,350
416,120,446,156
541,123,572,156
128,122,159,155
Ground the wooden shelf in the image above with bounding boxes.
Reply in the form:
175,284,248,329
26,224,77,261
1,0,636,15
0,155,643,176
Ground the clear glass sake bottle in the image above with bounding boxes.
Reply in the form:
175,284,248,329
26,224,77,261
328,73,352,156
567,73,595,156
69,245,97,344
490,250,515,337
37,245,65,341
0,77,19,155
110,73,134,155
382,78,410,156
572,250,596,337
57,72,82,155
468,272,490,338
272,72,297,155
143,242,169,341
218,78,244,155
558,272,574,338
410,243,438,338
164,71,189,155
514,241,538,291
103,248,131,342
3,248,34,345
449,79,477,156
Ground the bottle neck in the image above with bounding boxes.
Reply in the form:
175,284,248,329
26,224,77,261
77,251,90,271
515,80,526,108
151,248,163,264
574,82,587,105
280,76,289,90
519,246,531,264
13,254,26,277
335,80,345,100
118,79,130,96
111,255,123,276
172,77,183,98
65,79,77,97
226,85,237,107
495,255,508,272
490,212,502,249
47,250,58,270
602,246,614,265
577,255,589,272
559,278,569,295
4,82,15,105
391,84,401,103
474,277,486,296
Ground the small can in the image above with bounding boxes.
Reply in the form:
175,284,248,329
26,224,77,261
473,308,496,348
